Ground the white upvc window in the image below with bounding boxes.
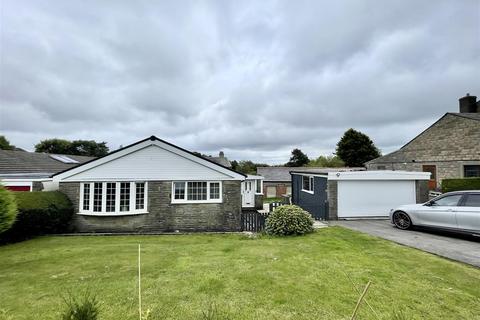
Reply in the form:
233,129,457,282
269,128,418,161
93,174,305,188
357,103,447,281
171,181,222,203
255,179,263,194
79,182,148,215
302,176,314,194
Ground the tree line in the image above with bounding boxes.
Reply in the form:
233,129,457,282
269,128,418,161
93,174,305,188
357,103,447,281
0,128,380,171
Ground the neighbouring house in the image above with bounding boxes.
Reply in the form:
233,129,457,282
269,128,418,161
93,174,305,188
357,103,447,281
0,150,93,191
257,166,364,198
207,151,232,168
366,94,480,190
291,170,430,220
52,136,263,233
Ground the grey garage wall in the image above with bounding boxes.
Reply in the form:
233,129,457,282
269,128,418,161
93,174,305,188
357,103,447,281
291,174,328,220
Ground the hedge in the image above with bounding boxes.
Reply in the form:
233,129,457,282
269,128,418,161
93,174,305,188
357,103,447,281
441,178,480,193
0,191,73,243
0,186,18,234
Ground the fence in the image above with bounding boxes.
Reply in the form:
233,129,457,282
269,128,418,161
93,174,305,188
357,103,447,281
241,211,270,232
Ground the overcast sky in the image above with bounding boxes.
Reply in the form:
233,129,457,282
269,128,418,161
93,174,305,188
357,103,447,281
1,1,479,164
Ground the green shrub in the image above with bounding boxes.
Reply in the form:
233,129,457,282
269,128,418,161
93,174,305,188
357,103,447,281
0,191,73,243
62,292,99,320
265,205,314,236
441,178,480,193
0,186,18,234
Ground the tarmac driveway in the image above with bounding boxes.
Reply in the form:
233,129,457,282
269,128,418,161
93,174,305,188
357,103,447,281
331,219,480,268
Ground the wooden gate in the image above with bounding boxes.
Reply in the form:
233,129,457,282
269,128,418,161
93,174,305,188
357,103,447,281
241,211,270,232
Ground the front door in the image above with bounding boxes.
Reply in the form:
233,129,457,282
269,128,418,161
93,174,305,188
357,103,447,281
242,180,255,207
416,194,462,228
422,165,437,190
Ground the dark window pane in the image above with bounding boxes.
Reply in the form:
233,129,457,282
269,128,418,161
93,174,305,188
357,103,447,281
464,194,480,207
174,182,185,200
187,182,207,200
210,182,220,199
434,195,462,206
93,182,102,212
136,182,145,210
106,182,116,212
120,182,130,212
464,165,480,178
83,184,90,211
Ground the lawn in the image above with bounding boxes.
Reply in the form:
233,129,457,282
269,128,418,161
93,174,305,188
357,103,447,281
0,227,479,320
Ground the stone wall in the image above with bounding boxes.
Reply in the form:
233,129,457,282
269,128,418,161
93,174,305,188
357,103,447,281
59,180,242,233
327,180,338,220
367,114,480,188
32,181,44,191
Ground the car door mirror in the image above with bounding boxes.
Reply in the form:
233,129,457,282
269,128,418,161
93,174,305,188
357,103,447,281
425,201,434,207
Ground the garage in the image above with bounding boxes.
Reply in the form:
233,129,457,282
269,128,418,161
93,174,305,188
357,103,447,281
291,170,430,220
332,171,431,219
337,180,416,218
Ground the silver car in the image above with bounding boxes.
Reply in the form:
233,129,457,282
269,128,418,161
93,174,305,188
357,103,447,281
390,190,480,236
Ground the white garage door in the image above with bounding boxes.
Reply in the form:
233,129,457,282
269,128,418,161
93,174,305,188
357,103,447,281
337,180,416,218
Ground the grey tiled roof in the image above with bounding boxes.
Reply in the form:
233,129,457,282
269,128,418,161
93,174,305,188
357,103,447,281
0,150,94,178
257,167,363,181
449,112,480,121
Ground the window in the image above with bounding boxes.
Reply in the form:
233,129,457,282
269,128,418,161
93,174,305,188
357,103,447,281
93,182,102,212
210,182,220,199
80,182,147,215
83,184,90,211
106,182,116,212
120,182,130,212
433,195,463,206
172,181,222,203
174,182,186,199
464,165,480,178
463,194,480,207
377,165,386,170
302,176,314,193
136,183,145,210
255,179,262,194
187,182,207,200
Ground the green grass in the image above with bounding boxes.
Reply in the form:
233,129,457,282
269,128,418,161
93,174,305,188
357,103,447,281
0,227,479,320
263,197,282,204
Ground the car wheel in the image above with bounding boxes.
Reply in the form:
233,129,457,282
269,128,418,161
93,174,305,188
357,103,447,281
393,211,412,230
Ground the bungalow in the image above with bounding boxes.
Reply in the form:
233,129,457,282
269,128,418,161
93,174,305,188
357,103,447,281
0,150,93,191
53,136,262,233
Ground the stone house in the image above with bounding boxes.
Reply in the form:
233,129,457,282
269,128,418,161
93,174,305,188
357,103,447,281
53,136,261,233
366,94,480,189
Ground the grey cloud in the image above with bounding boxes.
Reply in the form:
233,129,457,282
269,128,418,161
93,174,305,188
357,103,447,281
1,0,479,164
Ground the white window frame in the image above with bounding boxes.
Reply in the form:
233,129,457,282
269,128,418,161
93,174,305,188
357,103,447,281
79,181,148,216
171,181,223,204
255,179,263,195
301,175,314,194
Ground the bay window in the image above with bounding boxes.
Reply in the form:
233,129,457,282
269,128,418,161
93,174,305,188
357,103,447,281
80,182,147,215
172,181,222,203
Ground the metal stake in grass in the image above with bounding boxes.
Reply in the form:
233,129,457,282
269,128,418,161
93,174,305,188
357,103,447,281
351,281,371,320
138,244,142,320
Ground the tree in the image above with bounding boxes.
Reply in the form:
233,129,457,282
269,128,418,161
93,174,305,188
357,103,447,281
0,186,17,234
232,160,269,174
69,140,109,157
35,139,109,157
0,136,15,150
285,148,309,167
336,128,381,167
308,155,345,167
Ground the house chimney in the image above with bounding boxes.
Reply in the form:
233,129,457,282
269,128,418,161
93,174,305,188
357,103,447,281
459,93,478,113
219,151,225,158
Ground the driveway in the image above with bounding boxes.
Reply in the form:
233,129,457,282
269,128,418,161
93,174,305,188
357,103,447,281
331,219,480,268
